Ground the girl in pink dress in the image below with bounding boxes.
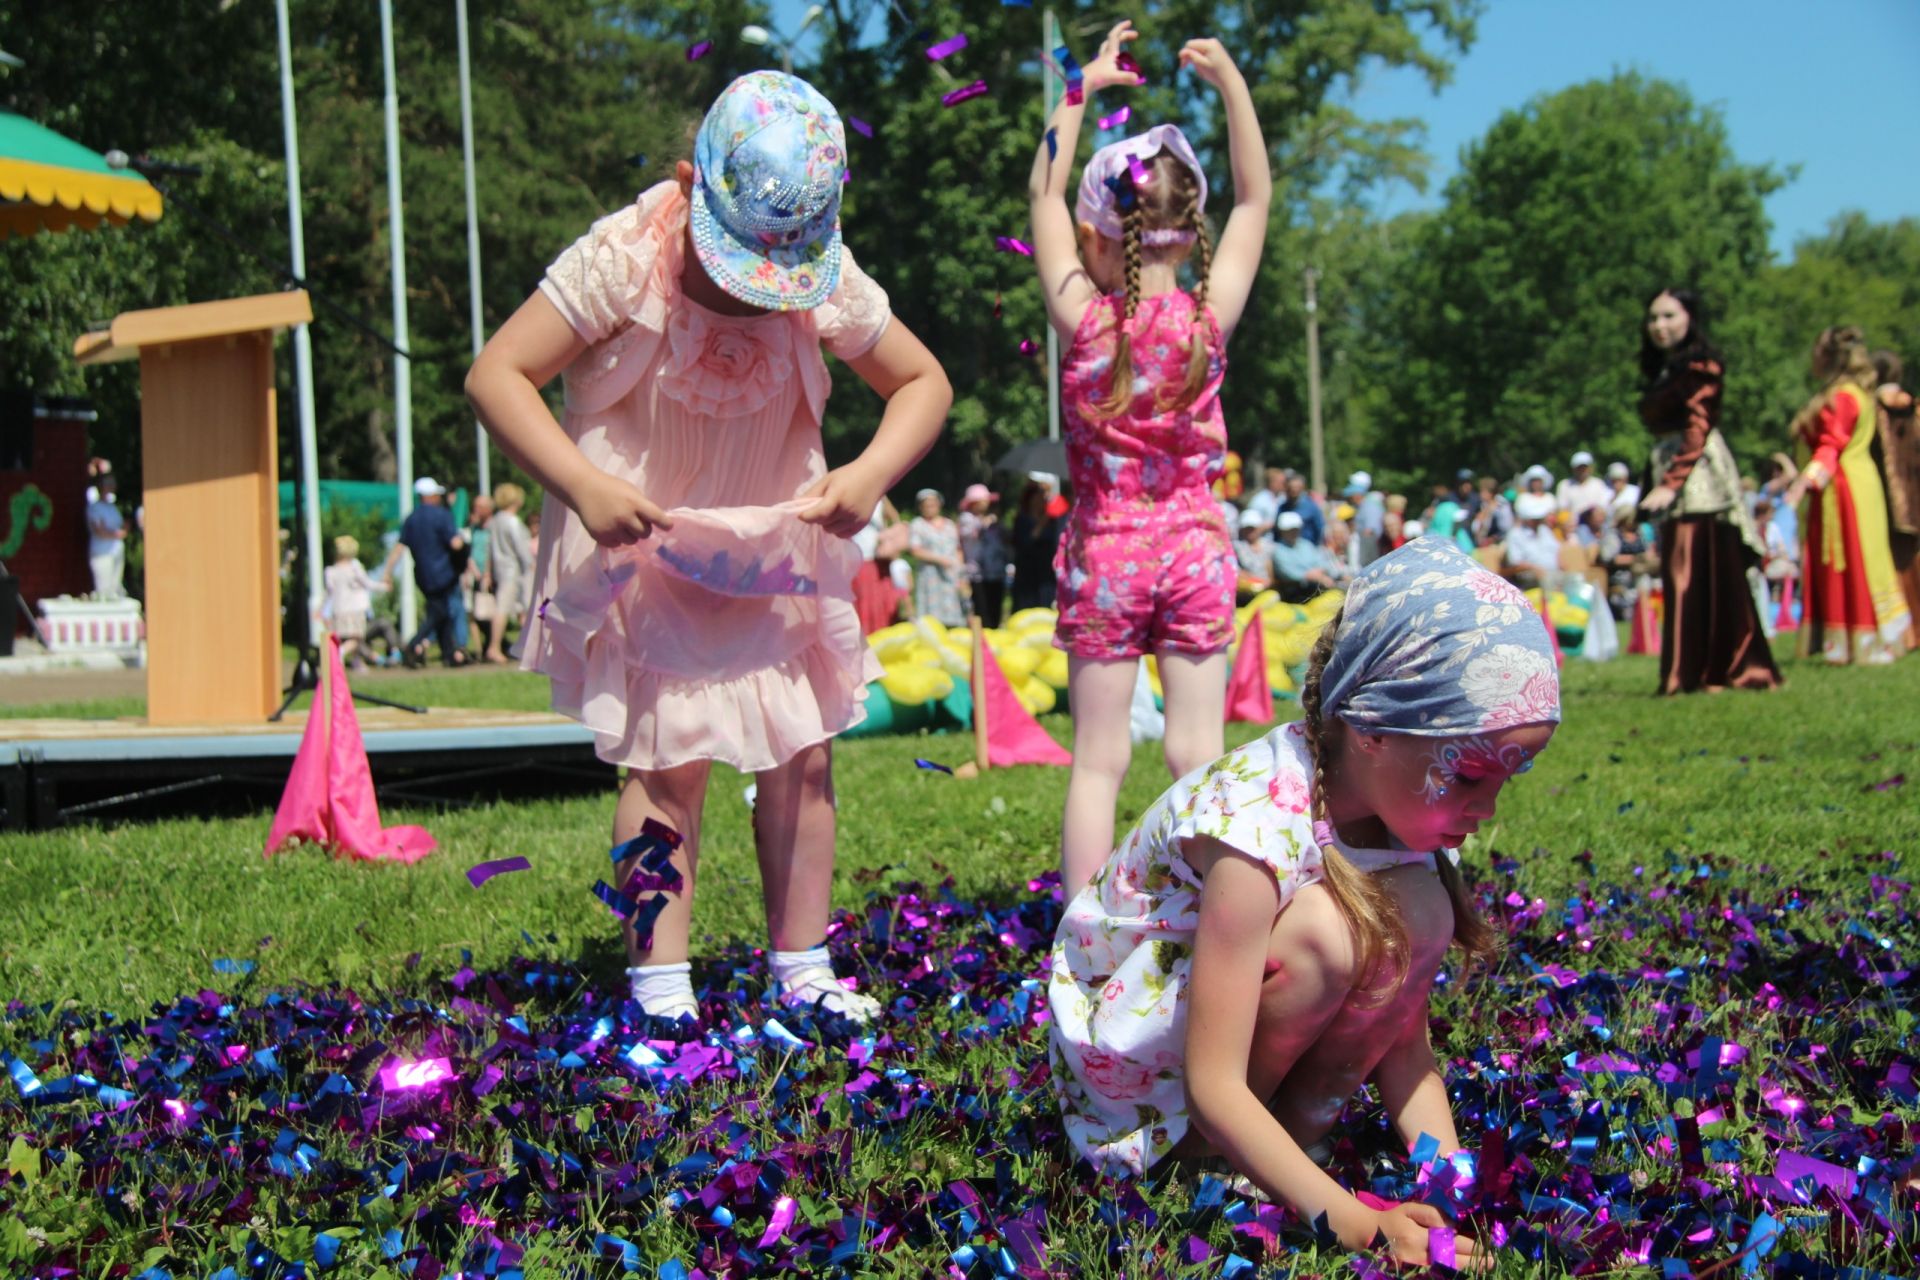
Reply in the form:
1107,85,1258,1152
467,72,951,1022
1027,23,1272,898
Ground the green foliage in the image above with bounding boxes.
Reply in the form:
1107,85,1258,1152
1367,73,1784,481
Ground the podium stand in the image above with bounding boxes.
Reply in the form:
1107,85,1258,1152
74,292,312,725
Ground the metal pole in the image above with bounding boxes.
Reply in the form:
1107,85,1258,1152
379,0,416,639
274,0,324,633
456,0,488,498
1042,8,1061,444
1304,266,1325,496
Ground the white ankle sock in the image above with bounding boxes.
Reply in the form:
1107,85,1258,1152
769,945,880,1022
626,961,697,1021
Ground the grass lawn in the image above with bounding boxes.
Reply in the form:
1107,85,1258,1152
0,641,1914,1278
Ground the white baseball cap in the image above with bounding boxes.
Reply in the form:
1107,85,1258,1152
413,476,447,497
1570,450,1595,468
1607,461,1631,480
1516,493,1555,521
1402,520,1425,539
1522,464,1553,486
1238,508,1266,530
1276,511,1304,532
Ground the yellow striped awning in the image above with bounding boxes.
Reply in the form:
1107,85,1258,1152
0,110,163,240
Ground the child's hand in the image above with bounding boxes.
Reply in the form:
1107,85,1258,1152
1371,1201,1491,1271
1177,38,1243,93
1081,20,1145,94
573,471,673,546
799,463,886,539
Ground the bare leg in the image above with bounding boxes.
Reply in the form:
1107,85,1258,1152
1060,655,1140,900
752,741,836,951
1156,649,1228,781
485,610,508,662
611,761,711,966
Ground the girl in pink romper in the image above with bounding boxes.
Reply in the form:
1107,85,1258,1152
1027,24,1272,898
467,73,951,1022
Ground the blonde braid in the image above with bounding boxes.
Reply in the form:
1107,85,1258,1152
1091,197,1145,420
1170,181,1216,414
1299,606,1408,1004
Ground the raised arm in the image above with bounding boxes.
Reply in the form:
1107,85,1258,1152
1179,39,1269,337
1028,21,1143,341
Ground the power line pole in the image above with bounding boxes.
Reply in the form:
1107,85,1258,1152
378,0,416,638
1304,265,1325,496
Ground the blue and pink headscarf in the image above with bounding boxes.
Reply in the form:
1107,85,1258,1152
1320,537,1562,737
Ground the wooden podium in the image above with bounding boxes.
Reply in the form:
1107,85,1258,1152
74,292,312,725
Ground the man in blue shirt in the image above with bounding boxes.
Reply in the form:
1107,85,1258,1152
1277,471,1326,545
385,476,470,666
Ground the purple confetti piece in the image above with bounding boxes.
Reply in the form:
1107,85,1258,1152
1127,151,1150,188
466,856,531,888
993,235,1033,256
1096,105,1131,130
941,80,988,108
757,1194,798,1247
914,758,954,774
1430,1226,1457,1269
686,40,712,62
1115,51,1144,82
924,33,968,61
378,1057,454,1091
1018,338,1040,357
1872,773,1906,791
848,115,874,138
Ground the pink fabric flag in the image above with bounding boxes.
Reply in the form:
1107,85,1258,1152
266,637,437,863
978,643,1071,767
1774,572,1798,632
1223,614,1273,724
1628,588,1661,655
1536,593,1565,668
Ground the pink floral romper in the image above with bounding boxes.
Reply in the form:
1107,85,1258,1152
1054,290,1235,659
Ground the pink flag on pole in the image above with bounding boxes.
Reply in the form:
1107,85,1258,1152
266,637,436,863
1223,614,1273,724
978,643,1071,767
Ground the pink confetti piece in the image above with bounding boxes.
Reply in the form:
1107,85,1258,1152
758,1194,798,1247
941,80,988,108
1114,51,1144,82
847,116,874,138
378,1057,454,1091
924,33,969,61
1017,338,1040,357
993,235,1033,256
1127,152,1150,188
685,40,712,62
466,855,531,888
1097,105,1131,130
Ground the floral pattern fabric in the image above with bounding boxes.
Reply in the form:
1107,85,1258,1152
1054,289,1235,658
1319,537,1563,737
1047,721,1438,1176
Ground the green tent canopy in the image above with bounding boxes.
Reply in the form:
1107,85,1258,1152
277,479,468,531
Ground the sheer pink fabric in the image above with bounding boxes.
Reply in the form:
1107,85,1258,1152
521,182,890,772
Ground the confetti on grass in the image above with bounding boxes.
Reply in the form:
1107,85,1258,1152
914,758,955,775
2,851,1914,1277
465,855,530,888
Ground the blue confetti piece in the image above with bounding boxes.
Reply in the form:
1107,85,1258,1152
914,758,954,774
212,958,256,975
1221,1256,1256,1279
659,1263,690,1280
381,1228,404,1259
3,1053,43,1097
1410,1131,1441,1166
314,1233,343,1268
593,879,641,920
1044,127,1057,162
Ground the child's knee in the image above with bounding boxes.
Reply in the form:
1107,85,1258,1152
624,761,710,828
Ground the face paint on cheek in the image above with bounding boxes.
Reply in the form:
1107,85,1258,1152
1418,736,1536,805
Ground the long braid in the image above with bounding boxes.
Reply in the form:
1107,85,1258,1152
1091,195,1144,420
1170,181,1215,414
1300,605,1408,1004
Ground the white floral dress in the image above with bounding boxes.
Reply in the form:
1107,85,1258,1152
1046,720,1448,1176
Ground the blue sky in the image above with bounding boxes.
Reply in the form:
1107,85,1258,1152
770,0,1918,257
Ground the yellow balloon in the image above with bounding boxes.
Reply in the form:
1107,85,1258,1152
1036,648,1070,689
881,665,952,704
996,645,1042,681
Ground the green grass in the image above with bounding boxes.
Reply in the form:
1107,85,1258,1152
0,642,1915,1277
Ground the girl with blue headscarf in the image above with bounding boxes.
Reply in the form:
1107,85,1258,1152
1047,537,1561,1269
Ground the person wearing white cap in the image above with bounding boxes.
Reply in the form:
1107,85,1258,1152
1605,460,1641,515
1520,464,1552,496
1501,492,1561,589
1232,506,1272,590
1342,470,1385,565
1556,451,1610,522
383,476,471,667
1270,509,1335,602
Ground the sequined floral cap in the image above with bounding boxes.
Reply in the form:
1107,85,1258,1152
690,71,847,312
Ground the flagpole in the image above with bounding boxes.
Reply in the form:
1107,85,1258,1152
378,0,416,638
455,0,489,499
273,0,324,634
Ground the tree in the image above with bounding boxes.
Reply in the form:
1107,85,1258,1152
1368,73,1783,483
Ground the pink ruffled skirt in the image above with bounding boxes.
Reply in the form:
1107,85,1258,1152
525,501,880,773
